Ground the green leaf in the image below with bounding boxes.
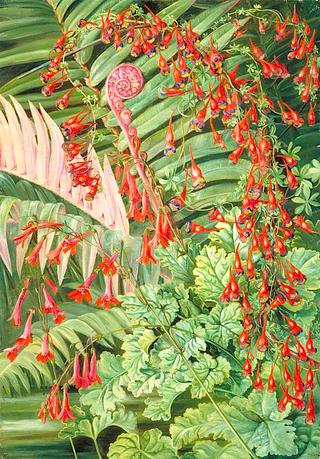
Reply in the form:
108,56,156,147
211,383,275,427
173,319,206,358
209,391,298,457
143,378,190,421
121,328,157,379
120,285,179,326
294,415,320,459
198,303,242,347
107,428,179,459
59,407,137,440
170,403,217,449
194,246,232,302
156,240,199,286
193,440,250,459
190,354,230,399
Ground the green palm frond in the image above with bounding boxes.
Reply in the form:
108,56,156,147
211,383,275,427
0,305,129,396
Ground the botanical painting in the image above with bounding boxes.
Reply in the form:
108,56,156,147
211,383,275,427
0,1,320,458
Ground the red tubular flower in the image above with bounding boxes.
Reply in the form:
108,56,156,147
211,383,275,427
164,113,176,156
246,247,255,280
46,239,65,265
306,391,316,424
306,329,316,354
249,39,265,59
242,352,252,376
101,11,113,44
289,394,305,411
47,383,60,420
69,271,97,303
38,402,47,424
98,253,118,276
8,278,29,327
48,51,65,72
259,226,272,260
273,232,287,256
16,310,34,346
305,362,314,390
242,292,252,313
229,145,244,164
238,328,250,349
55,85,79,110
13,226,36,246
284,164,299,189
281,312,303,336
130,36,142,57
283,360,292,385
293,361,304,398
95,276,120,310
44,276,58,295
89,349,101,385
294,337,308,361
281,334,292,360
267,364,277,392
258,270,269,303
307,103,316,125
145,4,167,30
137,232,157,265
41,73,67,96
253,362,264,390
270,292,286,310
278,205,292,228
158,50,170,75
227,268,240,301
63,231,93,255
186,222,219,234
233,244,243,276
293,215,318,234
142,40,155,57
168,166,188,212
294,59,309,85
81,354,91,388
68,354,82,389
256,315,268,352
278,385,290,412
58,386,75,421
36,333,54,363
42,286,65,323
251,228,260,253
3,342,24,361
25,237,45,265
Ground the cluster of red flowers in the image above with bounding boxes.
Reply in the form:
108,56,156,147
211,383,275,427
40,37,101,201
38,349,101,423
25,3,319,426
203,9,317,424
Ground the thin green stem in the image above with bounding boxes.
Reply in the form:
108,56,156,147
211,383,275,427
70,438,79,459
93,438,103,459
